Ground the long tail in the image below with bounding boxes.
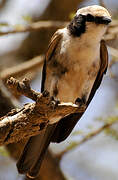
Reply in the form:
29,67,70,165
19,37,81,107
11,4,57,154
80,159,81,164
17,124,56,178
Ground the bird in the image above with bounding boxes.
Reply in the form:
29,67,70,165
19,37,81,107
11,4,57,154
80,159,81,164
17,5,111,178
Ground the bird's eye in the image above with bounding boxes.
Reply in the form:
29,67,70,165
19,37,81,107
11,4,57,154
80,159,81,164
86,14,95,22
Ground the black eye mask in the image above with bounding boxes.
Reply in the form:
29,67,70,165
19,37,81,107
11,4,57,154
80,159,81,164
85,13,111,25
68,13,111,37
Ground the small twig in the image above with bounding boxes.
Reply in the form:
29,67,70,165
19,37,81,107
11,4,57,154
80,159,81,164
108,46,118,58
0,20,116,43
7,77,41,101
104,21,118,41
0,55,44,82
0,21,68,36
0,80,20,117
58,120,117,158
109,61,118,81
0,77,86,146
108,49,118,81
99,0,106,8
1,46,117,84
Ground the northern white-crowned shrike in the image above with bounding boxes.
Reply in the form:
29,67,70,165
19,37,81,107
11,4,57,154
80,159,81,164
17,5,111,178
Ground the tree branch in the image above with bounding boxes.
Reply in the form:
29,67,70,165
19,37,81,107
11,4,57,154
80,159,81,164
0,20,117,43
0,77,86,146
99,0,107,9
0,80,19,117
0,21,68,36
0,55,44,82
0,78,66,180
58,119,118,158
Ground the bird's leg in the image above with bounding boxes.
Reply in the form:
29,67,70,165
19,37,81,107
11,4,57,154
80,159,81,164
42,90,60,109
75,97,86,106
49,96,60,109
42,90,50,97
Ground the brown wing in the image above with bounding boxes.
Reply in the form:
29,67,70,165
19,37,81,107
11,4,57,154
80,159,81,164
46,30,62,61
41,30,63,92
51,39,108,143
87,39,108,105
17,29,63,178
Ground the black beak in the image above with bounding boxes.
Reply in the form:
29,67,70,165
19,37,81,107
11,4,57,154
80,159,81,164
94,16,111,25
102,17,112,25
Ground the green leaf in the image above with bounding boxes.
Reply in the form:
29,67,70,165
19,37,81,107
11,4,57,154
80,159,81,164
69,12,76,20
0,147,9,157
22,15,32,23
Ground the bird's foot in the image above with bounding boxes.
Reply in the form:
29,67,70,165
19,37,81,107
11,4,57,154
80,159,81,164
50,96,60,109
75,97,85,107
42,90,50,97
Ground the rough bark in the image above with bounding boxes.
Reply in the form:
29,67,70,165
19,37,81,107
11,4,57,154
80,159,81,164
0,77,85,146
0,2,84,179
0,78,83,180
0,80,19,117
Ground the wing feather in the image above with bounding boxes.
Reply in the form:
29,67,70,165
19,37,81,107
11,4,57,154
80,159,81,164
87,39,108,105
46,30,62,61
41,30,63,92
17,30,63,178
51,39,108,143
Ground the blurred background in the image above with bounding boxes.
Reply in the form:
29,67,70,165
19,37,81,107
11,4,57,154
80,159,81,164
0,0,118,179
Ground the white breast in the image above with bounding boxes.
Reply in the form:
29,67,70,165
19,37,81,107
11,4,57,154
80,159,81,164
56,28,100,103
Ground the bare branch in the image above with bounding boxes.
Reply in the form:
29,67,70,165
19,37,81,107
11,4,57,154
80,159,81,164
7,77,41,101
0,77,86,146
104,20,118,41
58,119,117,158
0,21,68,36
108,46,118,58
0,20,117,43
99,0,106,8
0,78,65,180
0,55,44,82
0,80,19,117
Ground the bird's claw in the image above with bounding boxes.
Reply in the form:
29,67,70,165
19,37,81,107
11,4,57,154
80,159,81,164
42,90,50,97
50,96,60,109
75,97,85,107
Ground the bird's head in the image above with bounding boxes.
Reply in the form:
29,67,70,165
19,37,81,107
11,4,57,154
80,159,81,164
68,5,111,38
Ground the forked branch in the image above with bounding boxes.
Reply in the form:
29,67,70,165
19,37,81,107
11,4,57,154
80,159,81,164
0,77,86,146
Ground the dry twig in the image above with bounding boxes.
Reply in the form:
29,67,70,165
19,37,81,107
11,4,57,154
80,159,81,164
99,0,106,9
0,78,66,180
0,77,86,146
58,120,117,158
108,46,118,58
0,55,44,82
0,21,68,36
0,20,117,43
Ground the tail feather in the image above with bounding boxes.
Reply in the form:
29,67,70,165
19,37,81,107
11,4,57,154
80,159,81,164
17,131,45,174
17,124,56,178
